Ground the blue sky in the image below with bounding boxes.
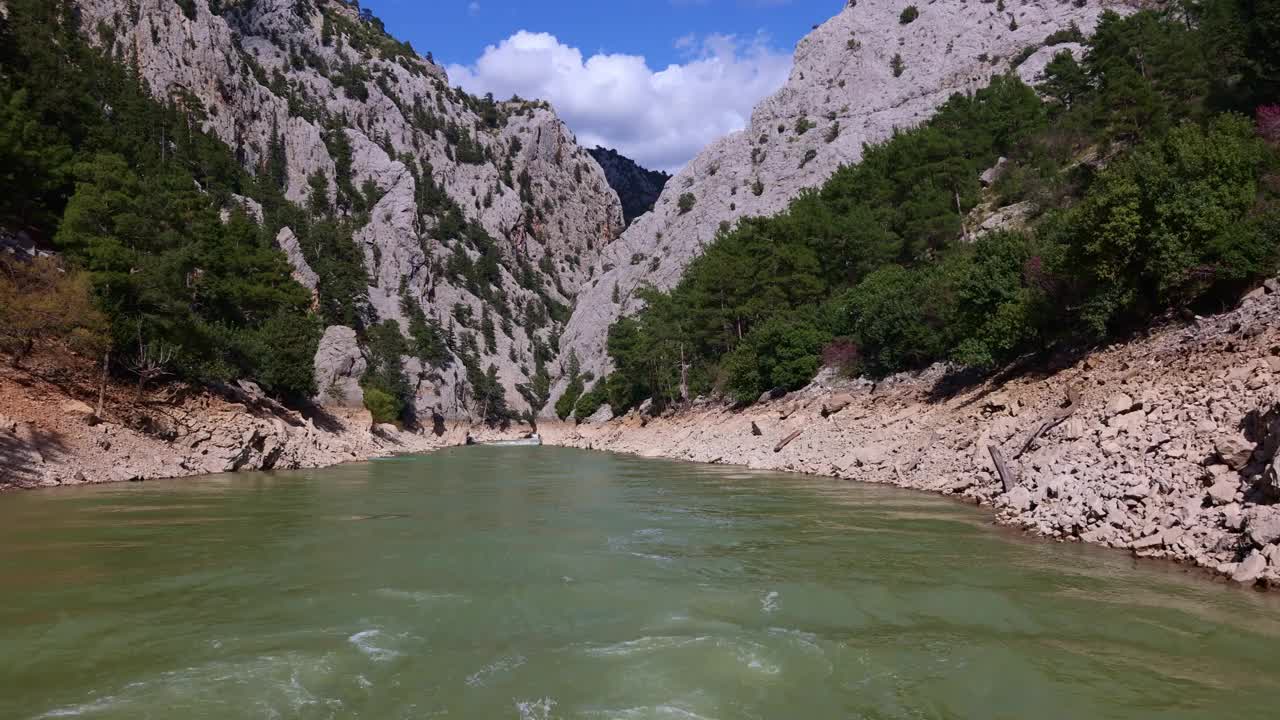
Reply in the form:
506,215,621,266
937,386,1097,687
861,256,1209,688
359,1,843,171
363,0,827,69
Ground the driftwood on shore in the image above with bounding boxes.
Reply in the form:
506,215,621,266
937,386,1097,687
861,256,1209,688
1014,387,1080,460
774,429,804,453
989,445,1017,493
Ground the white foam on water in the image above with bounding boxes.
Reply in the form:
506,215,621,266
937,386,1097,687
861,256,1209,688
767,627,820,649
514,696,557,720
34,696,121,718
374,588,469,604
727,640,782,676
33,652,346,719
348,629,400,662
580,706,717,719
761,590,780,613
465,653,527,687
583,635,708,658
629,551,674,563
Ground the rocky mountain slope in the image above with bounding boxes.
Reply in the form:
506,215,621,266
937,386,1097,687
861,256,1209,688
547,280,1280,588
586,147,670,226
554,0,1137,399
72,0,622,421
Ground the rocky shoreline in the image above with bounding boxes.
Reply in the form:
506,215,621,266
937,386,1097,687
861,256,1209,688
0,363,502,491
5,282,1278,590
543,281,1280,589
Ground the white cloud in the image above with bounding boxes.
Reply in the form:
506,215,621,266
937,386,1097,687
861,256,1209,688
447,31,792,173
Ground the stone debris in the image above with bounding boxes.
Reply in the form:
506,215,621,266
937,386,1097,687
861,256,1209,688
1215,433,1255,470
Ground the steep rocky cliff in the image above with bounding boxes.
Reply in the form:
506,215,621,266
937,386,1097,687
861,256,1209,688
554,0,1136,402
74,0,622,421
586,147,670,226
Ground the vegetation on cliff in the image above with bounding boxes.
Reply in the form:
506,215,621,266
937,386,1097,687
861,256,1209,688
0,0,322,399
602,1,1280,409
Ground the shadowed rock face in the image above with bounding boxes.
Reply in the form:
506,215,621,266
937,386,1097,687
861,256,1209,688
73,0,622,421
551,0,1136,410
587,147,671,226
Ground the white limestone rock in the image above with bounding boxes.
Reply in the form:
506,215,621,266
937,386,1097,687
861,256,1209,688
555,0,1136,401
74,0,622,420
313,326,367,408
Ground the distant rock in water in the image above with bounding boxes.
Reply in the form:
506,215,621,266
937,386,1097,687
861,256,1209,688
588,147,671,226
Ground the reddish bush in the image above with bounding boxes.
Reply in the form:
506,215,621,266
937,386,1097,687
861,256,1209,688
821,338,862,376
1259,105,1280,144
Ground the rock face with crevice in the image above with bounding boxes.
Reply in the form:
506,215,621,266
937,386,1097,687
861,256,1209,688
73,0,622,421
554,0,1136,404
587,147,671,226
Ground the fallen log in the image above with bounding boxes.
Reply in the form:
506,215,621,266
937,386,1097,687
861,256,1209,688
774,429,804,453
1014,387,1080,460
989,445,1017,493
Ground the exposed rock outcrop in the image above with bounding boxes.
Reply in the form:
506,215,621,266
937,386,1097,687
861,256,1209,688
313,325,366,407
555,0,1136,402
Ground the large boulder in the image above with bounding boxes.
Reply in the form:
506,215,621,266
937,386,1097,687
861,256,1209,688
1214,433,1255,470
1231,551,1267,584
313,326,367,408
585,404,614,425
1246,506,1280,548
821,393,855,417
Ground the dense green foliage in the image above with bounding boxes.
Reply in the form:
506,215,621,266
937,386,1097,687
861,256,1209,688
0,0,328,399
361,320,412,424
605,1,1280,410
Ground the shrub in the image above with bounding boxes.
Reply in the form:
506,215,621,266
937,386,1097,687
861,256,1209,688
1044,21,1084,46
1260,105,1280,144
0,256,107,367
899,6,919,24
677,192,696,215
821,338,862,377
1052,114,1277,334
834,266,948,376
362,386,401,425
574,384,607,419
723,315,829,403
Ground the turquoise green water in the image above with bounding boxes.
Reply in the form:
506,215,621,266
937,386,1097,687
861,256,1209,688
1,447,1278,719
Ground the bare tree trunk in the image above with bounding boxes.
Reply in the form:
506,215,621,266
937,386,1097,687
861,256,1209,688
679,344,689,404
96,351,109,418
989,445,1017,493
955,189,971,243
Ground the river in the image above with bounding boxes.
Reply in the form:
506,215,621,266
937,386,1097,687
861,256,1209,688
1,447,1277,719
